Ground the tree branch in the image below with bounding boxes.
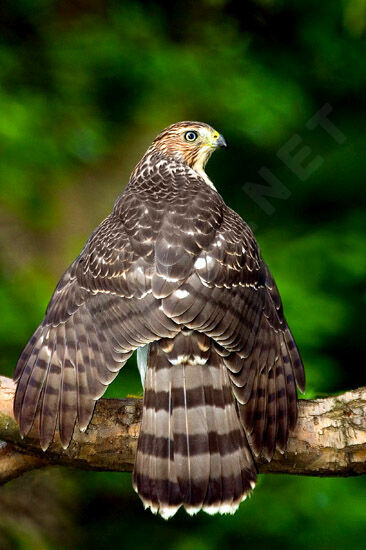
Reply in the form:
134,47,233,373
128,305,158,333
0,375,365,483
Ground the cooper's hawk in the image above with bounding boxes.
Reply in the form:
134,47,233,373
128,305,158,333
14,121,305,518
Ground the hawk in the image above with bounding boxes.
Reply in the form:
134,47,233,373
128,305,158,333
14,121,305,519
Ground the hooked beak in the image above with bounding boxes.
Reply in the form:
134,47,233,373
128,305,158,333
215,133,228,149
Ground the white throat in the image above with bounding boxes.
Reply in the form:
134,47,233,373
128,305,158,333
193,164,217,190
191,142,217,190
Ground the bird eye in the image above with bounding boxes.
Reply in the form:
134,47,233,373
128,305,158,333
184,131,198,142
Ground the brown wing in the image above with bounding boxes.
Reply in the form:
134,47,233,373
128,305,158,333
14,151,304,458
158,200,305,461
13,155,226,450
228,264,305,461
13,200,179,450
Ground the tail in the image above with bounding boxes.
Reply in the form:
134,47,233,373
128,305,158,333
133,331,257,519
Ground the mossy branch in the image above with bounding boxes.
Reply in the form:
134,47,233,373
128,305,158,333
0,375,365,484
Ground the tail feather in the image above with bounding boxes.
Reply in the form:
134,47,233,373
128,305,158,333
172,361,210,513
133,331,257,519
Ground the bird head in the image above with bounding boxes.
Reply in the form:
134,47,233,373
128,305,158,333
151,121,227,176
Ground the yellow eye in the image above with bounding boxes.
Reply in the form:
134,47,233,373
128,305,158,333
184,131,198,142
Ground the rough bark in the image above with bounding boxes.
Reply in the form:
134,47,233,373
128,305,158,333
0,375,365,484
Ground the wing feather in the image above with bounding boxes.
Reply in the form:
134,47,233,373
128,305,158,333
14,150,304,462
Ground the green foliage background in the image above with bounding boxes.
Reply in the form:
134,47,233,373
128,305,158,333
0,1,365,548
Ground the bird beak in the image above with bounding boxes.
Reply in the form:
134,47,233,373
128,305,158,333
215,134,228,149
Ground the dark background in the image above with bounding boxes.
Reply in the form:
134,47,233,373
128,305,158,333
0,1,365,548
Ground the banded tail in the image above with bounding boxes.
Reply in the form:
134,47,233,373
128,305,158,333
133,331,257,519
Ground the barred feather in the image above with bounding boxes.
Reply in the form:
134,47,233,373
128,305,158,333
133,332,257,518
14,121,304,517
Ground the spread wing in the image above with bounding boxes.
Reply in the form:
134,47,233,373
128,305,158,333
14,154,304,458
156,199,305,461
13,158,223,450
13,203,181,450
